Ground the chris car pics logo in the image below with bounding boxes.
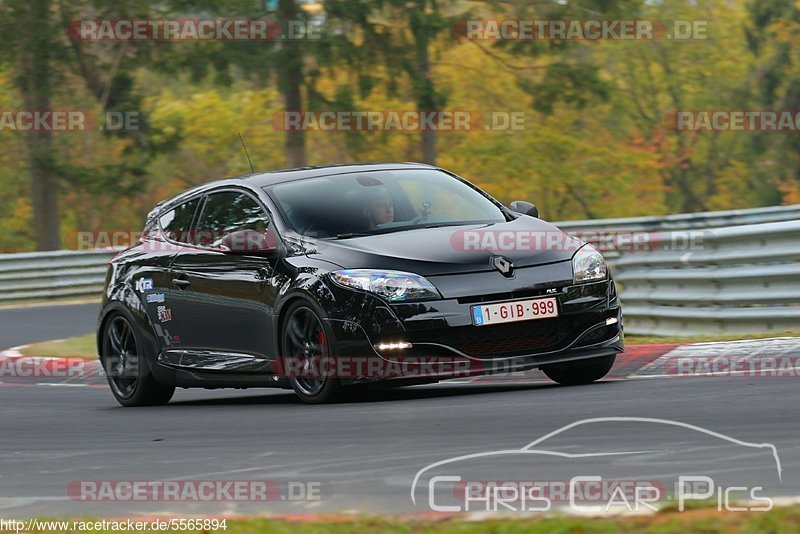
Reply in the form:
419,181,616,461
410,417,781,513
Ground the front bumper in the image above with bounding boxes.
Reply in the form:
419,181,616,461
321,271,623,382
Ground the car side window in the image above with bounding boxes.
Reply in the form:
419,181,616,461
194,190,270,248
159,198,201,244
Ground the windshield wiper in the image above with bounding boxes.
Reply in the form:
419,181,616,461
333,222,484,239
420,222,475,229
333,232,375,239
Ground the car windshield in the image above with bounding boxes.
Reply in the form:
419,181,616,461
265,169,507,238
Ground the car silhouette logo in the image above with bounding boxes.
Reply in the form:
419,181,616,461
491,255,514,276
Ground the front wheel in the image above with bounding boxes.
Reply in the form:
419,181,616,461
101,314,175,407
541,354,616,386
282,301,342,404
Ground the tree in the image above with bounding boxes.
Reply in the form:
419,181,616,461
0,0,168,250
278,0,307,166
744,0,800,203
0,0,62,250
325,0,471,165
149,0,326,168
601,0,766,211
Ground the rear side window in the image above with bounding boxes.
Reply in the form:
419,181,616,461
159,198,201,244
194,191,270,247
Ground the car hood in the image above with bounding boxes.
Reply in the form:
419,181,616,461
304,216,581,276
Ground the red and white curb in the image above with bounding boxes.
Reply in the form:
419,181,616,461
0,345,104,387
418,338,799,384
628,337,800,379
1,337,797,387
449,342,680,384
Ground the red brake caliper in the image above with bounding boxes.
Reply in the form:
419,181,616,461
317,329,326,351
315,329,327,378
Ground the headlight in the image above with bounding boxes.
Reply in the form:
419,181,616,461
330,269,441,301
572,244,607,283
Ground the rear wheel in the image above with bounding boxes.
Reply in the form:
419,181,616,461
541,354,616,386
101,314,174,407
282,301,342,404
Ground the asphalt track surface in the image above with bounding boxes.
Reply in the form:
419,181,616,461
0,304,798,518
0,303,98,348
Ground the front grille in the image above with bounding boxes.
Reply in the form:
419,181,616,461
456,287,558,305
408,316,588,359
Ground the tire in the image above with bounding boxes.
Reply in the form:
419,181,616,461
281,300,342,404
541,354,616,386
100,313,175,407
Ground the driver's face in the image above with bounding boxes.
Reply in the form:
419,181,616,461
364,196,394,226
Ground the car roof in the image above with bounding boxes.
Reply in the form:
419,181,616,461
159,162,439,211
244,161,438,186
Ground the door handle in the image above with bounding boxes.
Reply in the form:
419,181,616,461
172,278,191,289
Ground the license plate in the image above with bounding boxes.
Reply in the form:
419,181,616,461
472,297,558,326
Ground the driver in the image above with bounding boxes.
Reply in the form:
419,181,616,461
361,187,394,230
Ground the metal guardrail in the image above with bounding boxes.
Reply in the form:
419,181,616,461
0,249,116,304
557,204,800,263
608,221,800,336
0,203,797,338
555,205,800,336
555,204,800,232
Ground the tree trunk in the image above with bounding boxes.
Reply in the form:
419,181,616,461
411,9,437,165
18,0,60,250
420,124,436,165
283,66,306,168
26,133,59,251
278,0,306,168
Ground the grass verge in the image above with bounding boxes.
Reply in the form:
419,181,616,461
16,333,97,360
17,506,800,534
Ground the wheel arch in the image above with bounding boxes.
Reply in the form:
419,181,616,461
97,299,162,375
275,289,333,356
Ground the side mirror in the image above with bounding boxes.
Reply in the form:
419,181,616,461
509,200,539,218
218,229,279,255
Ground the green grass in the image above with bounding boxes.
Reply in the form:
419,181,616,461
19,333,97,360
19,506,800,534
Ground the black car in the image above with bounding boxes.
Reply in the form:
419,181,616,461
98,163,623,405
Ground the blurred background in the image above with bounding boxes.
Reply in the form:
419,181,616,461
0,0,797,252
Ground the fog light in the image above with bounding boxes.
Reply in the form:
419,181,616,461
606,317,618,326
374,341,413,351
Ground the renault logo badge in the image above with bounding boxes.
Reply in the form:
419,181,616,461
490,255,514,277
